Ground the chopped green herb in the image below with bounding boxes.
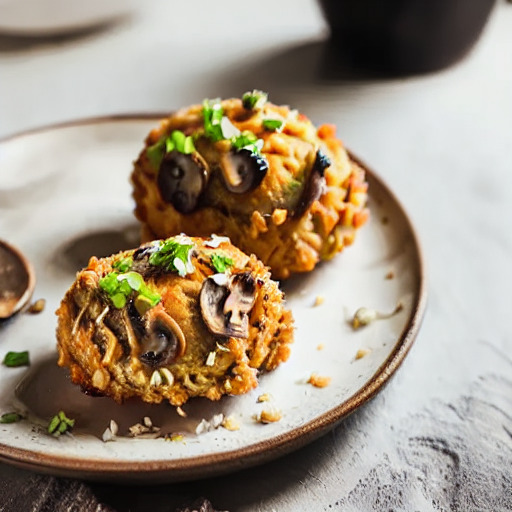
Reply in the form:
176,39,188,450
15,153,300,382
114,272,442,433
242,90,268,110
48,411,75,437
112,256,133,273
202,98,225,142
99,271,161,310
146,139,166,170
164,130,196,155
149,239,194,277
3,351,30,368
231,131,264,154
211,253,234,273
262,119,284,132
1,412,22,424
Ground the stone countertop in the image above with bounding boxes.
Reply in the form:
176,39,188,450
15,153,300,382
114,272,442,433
0,1,511,510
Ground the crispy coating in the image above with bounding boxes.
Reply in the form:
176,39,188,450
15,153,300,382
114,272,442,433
56,236,293,406
131,97,369,279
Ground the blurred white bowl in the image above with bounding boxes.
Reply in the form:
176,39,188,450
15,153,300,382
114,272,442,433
0,0,134,36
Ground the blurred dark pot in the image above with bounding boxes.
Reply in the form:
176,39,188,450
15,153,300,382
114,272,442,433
318,0,497,74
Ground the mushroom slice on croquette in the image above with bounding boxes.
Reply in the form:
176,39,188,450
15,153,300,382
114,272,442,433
131,91,369,279
56,235,294,406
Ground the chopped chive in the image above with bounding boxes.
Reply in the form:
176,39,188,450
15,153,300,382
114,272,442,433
146,139,166,170
3,351,30,368
112,256,133,273
262,119,284,132
48,411,75,436
242,90,268,110
0,412,22,424
148,239,194,275
210,253,234,273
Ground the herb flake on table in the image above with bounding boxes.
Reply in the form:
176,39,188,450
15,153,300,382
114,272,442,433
3,351,30,367
48,411,75,436
0,412,22,424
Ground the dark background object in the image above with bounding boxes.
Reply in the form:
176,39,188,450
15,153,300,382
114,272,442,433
318,0,497,74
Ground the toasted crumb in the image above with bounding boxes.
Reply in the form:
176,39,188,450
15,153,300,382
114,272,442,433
355,348,372,360
128,417,161,438
271,208,288,226
27,298,46,314
257,393,271,403
165,433,185,442
176,406,187,418
317,343,325,351
308,373,331,388
221,415,240,431
385,271,395,280
313,295,325,307
257,407,282,424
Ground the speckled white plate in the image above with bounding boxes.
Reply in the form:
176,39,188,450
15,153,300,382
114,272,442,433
0,116,426,483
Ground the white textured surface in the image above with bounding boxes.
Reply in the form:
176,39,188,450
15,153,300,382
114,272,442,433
0,0,511,510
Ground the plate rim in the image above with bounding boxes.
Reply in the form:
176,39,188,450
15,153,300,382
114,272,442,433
0,115,427,482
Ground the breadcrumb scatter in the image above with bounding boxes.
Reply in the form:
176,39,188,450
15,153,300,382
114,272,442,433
355,348,372,360
27,298,46,314
308,373,331,388
257,393,271,403
257,407,282,424
221,415,240,431
176,406,187,418
317,343,325,351
385,271,395,280
313,295,325,307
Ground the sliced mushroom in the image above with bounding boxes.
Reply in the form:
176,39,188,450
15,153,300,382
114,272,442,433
200,271,257,339
157,150,208,213
292,149,331,218
139,308,186,367
219,149,268,194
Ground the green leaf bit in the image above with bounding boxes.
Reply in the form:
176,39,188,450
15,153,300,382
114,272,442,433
0,412,22,424
262,119,284,132
165,130,196,155
146,139,167,170
202,99,225,142
231,131,264,155
148,239,194,277
3,351,30,367
112,256,133,273
146,130,196,170
210,253,234,273
99,270,161,310
48,411,75,437
242,90,268,110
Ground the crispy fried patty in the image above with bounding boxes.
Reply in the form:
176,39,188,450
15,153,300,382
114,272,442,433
56,235,293,406
131,94,369,279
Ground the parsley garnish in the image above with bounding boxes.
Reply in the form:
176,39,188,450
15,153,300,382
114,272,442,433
146,130,196,170
148,239,194,277
48,411,75,437
262,119,284,132
99,271,161,309
202,99,225,142
112,256,133,273
242,90,268,110
211,253,234,273
231,131,264,154
3,351,30,367
165,130,196,154
1,412,22,424
146,139,166,170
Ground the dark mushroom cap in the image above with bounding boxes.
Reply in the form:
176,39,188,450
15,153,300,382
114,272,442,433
292,149,331,218
219,148,269,194
157,150,208,213
200,272,257,338
135,308,186,368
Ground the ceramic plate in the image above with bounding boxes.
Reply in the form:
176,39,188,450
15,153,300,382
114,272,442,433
0,116,426,483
